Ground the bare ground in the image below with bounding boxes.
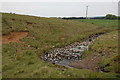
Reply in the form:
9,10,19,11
2,32,28,44
69,54,101,72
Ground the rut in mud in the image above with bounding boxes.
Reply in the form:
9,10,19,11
41,32,105,70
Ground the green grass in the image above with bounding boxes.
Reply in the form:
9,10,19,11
72,19,118,29
90,31,119,74
3,43,118,78
80,31,119,75
2,13,119,78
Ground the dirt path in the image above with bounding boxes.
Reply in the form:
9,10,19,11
2,32,28,44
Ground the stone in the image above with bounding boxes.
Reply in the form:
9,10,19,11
42,33,103,67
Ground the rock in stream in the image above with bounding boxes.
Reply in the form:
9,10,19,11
41,33,104,67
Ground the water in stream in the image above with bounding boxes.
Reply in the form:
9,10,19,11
41,33,104,67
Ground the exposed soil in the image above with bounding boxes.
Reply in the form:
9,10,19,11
69,54,101,72
2,32,28,44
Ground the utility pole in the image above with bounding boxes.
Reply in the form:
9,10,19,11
86,6,89,19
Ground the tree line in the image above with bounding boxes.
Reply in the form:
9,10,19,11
61,14,119,20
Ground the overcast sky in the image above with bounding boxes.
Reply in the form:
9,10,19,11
1,1,119,17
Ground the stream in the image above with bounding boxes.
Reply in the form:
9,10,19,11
41,32,105,68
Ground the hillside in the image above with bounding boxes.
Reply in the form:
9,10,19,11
2,13,119,78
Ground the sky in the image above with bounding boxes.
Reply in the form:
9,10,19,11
0,0,119,17
0,0,119,2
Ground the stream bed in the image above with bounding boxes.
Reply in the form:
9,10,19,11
41,33,105,68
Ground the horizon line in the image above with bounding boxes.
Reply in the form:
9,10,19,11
1,11,119,18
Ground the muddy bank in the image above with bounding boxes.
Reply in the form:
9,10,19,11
2,32,28,44
69,54,101,72
41,32,105,69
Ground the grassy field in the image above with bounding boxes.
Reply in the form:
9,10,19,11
2,13,119,78
72,19,118,30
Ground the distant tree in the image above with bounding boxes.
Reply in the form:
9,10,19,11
105,14,118,20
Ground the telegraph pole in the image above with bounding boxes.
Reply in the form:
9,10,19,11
86,6,89,19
